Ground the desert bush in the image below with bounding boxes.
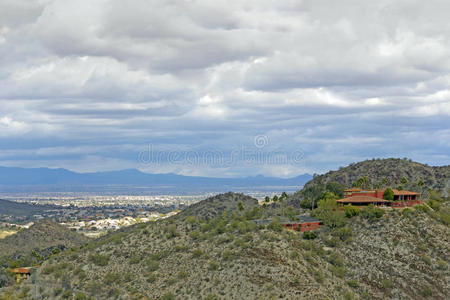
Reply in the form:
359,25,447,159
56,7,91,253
420,286,432,297
332,227,353,241
222,250,234,261
303,231,317,240
160,292,176,300
329,265,346,278
177,270,188,279
327,252,343,267
104,272,121,285
192,248,205,258
88,253,109,266
437,259,447,270
381,279,393,290
74,292,88,300
324,236,340,247
422,255,432,265
146,259,159,272
267,219,283,232
427,199,441,211
208,261,218,271
347,280,359,288
129,254,141,264
360,204,385,220
165,224,179,238
344,205,360,218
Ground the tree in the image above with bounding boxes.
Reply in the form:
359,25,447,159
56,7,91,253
382,177,388,187
272,195,279,202
326,182,345,198
281,192,288,199
312,193,346,228
237,202,244,211
401,176,408,185
354,176,371,189
383,188,394,201
264,196,270,203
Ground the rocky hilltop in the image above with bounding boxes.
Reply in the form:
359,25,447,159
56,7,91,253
305,158,449,192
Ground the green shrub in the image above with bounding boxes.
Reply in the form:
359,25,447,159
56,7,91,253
146,259,159,272
381,279,393,290
332,227,353,241
204,294,219,300
129,254,141,264
303,231,317,240
329,266,346,278
61,289,73,299
347,280,359,288
166,224,179,238
324,236,340,247
192,248,204,258
383,188,394,200
104,272,121,285
427,199,441,211
437,259,447,270
222,250,234,261
344,205,360,218
88,253,109,266
422,255,432,265
361,204,385,220
177,270,188,279
420,287,432,297
74,292,88,300
160,292,176,300
327,252,343,267
147,273,157,283
267,219,283,232
208,261,218,271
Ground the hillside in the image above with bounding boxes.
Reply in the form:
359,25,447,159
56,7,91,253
176,192,259,220
0,199,54,217
0,191,444,299
307,158,449,191
287,158,450,208
0,219,89,262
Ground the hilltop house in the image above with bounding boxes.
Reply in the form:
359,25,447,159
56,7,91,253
337,188,422,207
10,267,31,282
252,216,322,231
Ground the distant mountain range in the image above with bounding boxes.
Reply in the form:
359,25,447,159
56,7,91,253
0,166,312,188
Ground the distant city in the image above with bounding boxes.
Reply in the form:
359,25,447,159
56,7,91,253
0,185,300,237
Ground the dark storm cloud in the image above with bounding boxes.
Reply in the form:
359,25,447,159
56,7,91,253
0,0,449,176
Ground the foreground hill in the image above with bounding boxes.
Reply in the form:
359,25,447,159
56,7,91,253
0,219,89,262
0,191,443,299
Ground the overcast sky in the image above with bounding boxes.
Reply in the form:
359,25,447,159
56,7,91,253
0,0,449,177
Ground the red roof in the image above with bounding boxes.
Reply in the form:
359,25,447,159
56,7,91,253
10,268,31,274
391,189,419,196
344,188,362,192
337,196,389,203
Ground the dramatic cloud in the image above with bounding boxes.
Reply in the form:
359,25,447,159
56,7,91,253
0,0,449,177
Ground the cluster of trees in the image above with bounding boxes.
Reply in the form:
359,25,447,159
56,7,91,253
300,182,346,209
264,192,289,203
